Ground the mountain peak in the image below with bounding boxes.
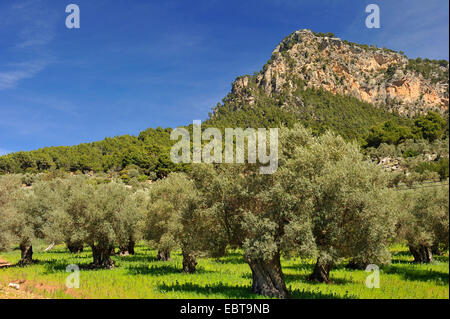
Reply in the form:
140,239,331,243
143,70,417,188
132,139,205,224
227,30,449,117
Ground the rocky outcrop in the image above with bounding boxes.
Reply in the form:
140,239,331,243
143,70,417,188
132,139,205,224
227,29,448,117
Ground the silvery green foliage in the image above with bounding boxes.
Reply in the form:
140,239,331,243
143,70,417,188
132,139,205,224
46,177,141,257
397,185,449,251
0,175,21,251
24,179,67,241
142,173,204,257
46,176,92,246
190,126,314,261
279,125,396,266
193,124,396,268
99,182,143,252
1,177,63,251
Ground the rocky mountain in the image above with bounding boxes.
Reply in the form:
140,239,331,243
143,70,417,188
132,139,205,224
1,29,448,176
220,29,449,118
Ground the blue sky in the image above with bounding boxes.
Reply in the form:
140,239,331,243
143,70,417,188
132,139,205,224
0,0,448,155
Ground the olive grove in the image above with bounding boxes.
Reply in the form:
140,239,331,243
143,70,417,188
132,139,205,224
189,125,398,297
142,173,207,272
0,124,448,299
396,185,449,263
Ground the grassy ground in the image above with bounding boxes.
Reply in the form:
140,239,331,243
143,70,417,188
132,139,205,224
0,244,448,299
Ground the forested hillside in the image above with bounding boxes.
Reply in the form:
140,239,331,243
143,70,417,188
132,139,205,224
0,128,186,178
0,88,401,176
1,29,448,178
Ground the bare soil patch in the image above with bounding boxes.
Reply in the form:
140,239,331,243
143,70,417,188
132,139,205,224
0,281,45,299
0,257,13,268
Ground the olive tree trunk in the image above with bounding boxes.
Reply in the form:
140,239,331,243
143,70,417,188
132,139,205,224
409,245,433,263
18,243,33,265
309,257,333,283
90,244,115,269
182,250,197,273
66,241,84,253
431,243,445,256
211,244,227,258
119,240,135,256
346,259,368,270
245,252,289,299
127,240,135,255
157,249,171,261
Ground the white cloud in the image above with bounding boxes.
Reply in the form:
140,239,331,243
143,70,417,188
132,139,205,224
0,148,11,156
342,0,449,59
0,0,57,90
0,61,48,89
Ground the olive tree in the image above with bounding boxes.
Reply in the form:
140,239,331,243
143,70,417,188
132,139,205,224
51,177,141,268
192,125,396,297
280,129,396,282
191,161,310,299
190,126,314,298
397,185,449,263
0,175,21,252
142,172,205,272
86,181,141,267
6,178,63,265
0,204,15,252
116,189,145,255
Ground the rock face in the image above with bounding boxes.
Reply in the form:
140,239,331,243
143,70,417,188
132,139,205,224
228,29,449,117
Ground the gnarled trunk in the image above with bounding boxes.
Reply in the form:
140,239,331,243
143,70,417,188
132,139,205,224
409,245,433,263
119,239,135,256
245,252,289,299
182,250,197,273
66,241,84,253
431,243,446,256
157,249,171,261
211,244,227,258
346,259,368,270
18,243,33,265
309,257,333,283
127,240,135,255
90,244,115,269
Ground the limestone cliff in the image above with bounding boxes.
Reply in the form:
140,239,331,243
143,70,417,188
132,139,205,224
226,29,449,117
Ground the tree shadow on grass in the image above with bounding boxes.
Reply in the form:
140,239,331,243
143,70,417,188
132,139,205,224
283,263,314,272
0,260,41,269
389,250,449,264
127,264,213,276
35,251,168,273
290,288,354,299
39,248,91,254
383,265,449,285
283,261,350,273
240,269,353,286
284,273,354,285
392,250,413,257
115,254,158,264
435,255,449,263
38,250,71,254
157,282,351,299
213,252,246,265
158,281,256,298
41,259,91,273
391,260,414,265
1,252,64,268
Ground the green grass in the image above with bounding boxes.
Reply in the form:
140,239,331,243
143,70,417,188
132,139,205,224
0,244,448,299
